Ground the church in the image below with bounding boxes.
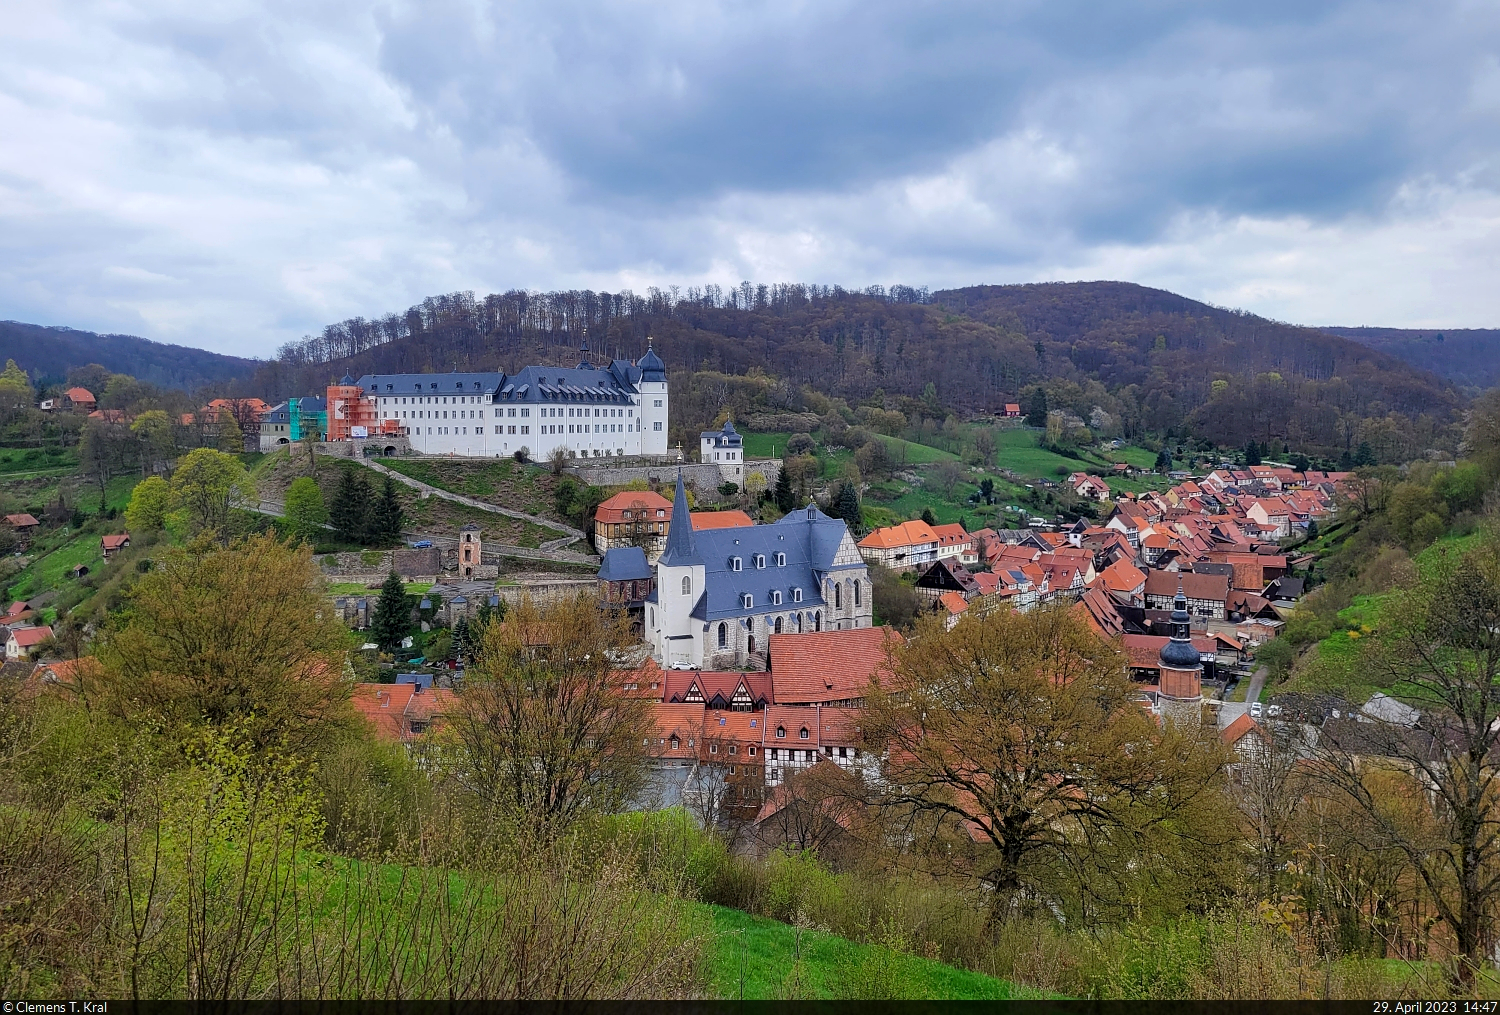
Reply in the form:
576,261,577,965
647,474,872,670
328,342,669,459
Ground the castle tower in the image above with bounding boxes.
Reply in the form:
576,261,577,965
459,523,481,578
1156,581,1204,724
636,338,669,457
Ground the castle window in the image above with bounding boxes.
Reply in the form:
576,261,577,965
835,584,842,609
718,623,727,648
792,587,803,603
771,590,782,606
774,616,782,633
854,580,861,607
775,552,785,566
681,576,692,597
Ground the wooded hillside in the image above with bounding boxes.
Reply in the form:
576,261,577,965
1321,326,1500,392
245,281,1466,460
0,320,259,391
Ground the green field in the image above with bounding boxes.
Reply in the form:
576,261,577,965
327,581,433,596
7,529,104,601
705,904,1034,999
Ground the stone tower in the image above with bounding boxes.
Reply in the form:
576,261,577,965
1156,581,1204,724
459,523,481,578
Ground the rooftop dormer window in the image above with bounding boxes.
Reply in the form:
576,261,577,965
754,554,765,568
776,726,785,739
775,552,785,566
799,727,809,740
742,593,754,609
792,587,803,602
771,590,782,605
731,556,742,571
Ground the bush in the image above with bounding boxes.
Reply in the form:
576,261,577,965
763,848,845,924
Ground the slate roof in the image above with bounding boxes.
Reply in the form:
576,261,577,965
690,503,863,622
598,546,653,582
659,474,701,567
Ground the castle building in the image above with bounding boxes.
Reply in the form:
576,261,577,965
700,419,744,486
647,474,871,671
1156,583,1204,723
326,343,669,459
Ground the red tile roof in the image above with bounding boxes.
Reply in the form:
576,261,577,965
1221,712,1265,747
5,514,40,528
766,626,903,704
691,510,754,530
595,490,672,525
858,519,938,550
7,626,53,648
64,387,96,403
938,590,969,615
101,534,130,551
350,683,456,743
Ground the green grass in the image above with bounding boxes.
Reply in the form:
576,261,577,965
327,581,433,596
7,529,104,601
704,904,1036,1000
0,447,77,475
876,434,959,465
740,432,794,458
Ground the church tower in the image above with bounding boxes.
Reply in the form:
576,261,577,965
651,473,704,669
1156,582,1204,724
637,339,669,457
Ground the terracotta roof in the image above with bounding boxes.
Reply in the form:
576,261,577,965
1075,587,1127,639
7,626,53,648
595,490,672,525
938,590,969,615
1221,712,1264,747
930,523,971,547
1095,560,1146,595
661,669,774,708
6,601,30,618
645,702,706,757
5,514,40,528
858,519,938,550
350,683,456,743
101,534,130,551
691,510,754,530
64,387,96,402
1141,532,1171,548
1121,633,1216,669
762,704,861,748
766,626,903,704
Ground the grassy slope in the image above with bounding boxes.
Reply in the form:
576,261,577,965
705,904,1033,1000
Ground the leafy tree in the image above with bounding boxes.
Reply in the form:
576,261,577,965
370,570,411,652
330,468,372,544
125,474,171,531
447,594,651,834
0,358,34,412
864,605,1231,925
978,477,995,505
131,409,176,472
169,447,255,539
1305,518,1319,541
95,532,354,755
784,433,816,457
372,475,405,544
217,410,244,453
933,459,965,499
1024,387,1049,428
1463,385,1500,481
971,429,995,468
717,481,738,497
870,563,920,627
774,463,796,513
284,476,328,542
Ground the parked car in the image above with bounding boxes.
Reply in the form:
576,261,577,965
1266,704,1283,718
410,539,433,548
1249,701,1263,718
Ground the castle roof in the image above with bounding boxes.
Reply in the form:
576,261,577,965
658,474,701,567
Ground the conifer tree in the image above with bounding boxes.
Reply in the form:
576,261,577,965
774,463,796,513
1024,387,1049,428
373,475,405,544
370,570,410,652
330,469,371,544
834,481,862,534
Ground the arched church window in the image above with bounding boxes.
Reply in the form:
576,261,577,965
718,623,727,648
681,575,691,597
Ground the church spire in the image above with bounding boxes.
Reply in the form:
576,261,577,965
659,471,701,566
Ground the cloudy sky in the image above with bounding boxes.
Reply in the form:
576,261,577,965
3,0,1499,357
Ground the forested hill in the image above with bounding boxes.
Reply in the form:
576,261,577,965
244,280,1466,459
0,320,259,391
1317,326,1500,392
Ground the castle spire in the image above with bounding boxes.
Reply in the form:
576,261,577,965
659,471,701,566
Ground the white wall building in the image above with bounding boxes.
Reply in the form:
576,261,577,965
352,344,669,459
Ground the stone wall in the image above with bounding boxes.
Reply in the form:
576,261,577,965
565,458,780,495
317,436,413,458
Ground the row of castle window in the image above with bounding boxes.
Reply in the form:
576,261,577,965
381,404,634,419
718,612,820,646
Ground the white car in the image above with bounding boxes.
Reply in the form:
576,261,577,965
1249,702,1263,718
1266,704,1283,718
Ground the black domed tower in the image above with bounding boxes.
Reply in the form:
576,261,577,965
1157,581,1203,722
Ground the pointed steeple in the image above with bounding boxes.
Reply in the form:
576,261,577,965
659,472,701,566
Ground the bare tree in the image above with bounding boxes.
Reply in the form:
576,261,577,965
1230,721,1312,897
548,444,571,476
933,459,965,500
447,594,652,835
1315,534,1500,985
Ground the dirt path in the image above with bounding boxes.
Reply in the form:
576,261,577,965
357,458,584,540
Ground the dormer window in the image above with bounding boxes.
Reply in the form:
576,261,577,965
669,735,679,750
775,552,786,566
754,554,765,568
742,593,754,609
792,587,803,603
731,556,742,571
771,590,782,605
776,726,785,739
799,727,809,740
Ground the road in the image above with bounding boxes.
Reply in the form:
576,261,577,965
1242,665,1269,707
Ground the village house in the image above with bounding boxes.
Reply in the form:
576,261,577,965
1069,472,1112,502
61,387,96,413
351,677,456,747
1143,570,1230,620
101,533,130,558
857,519,940,570
5,626,53,661
930,522,976,565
